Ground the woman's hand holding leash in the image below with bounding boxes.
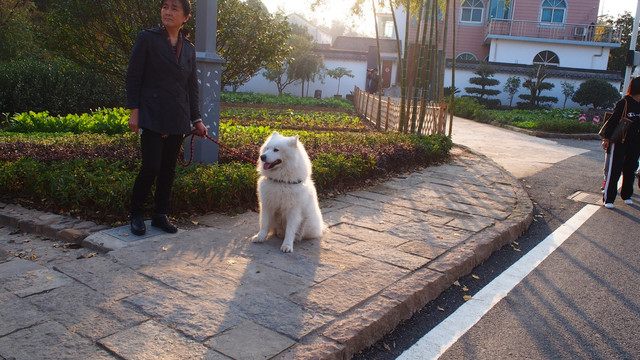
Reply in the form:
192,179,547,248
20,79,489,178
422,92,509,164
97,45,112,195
192,121,207,137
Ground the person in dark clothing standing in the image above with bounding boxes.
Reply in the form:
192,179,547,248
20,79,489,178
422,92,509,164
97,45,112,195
126,0,207,235
601,76,640,208
366,68,379,94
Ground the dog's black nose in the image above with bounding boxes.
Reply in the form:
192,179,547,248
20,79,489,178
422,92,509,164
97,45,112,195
260,154,266,162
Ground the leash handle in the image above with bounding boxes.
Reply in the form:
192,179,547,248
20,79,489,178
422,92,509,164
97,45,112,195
179,133,258,166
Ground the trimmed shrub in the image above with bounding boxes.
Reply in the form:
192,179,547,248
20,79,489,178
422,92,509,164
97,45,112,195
0,58,125,116
451,96,492,123
572,79,621,109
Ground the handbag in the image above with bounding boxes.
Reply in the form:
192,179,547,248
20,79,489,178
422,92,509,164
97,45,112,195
600,99,634,143
610,116,634,143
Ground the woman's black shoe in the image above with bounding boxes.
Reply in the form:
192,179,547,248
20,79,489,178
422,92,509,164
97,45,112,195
130,215,146,236
151,215,178,233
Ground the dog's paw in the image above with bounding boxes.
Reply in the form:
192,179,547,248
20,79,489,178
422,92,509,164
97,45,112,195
280,240,294,253
251,231,267,243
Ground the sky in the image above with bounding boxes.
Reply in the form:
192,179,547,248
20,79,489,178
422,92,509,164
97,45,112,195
261,0,640,39
599,0,640,18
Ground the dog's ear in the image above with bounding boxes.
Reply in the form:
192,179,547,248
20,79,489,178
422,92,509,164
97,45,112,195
289,135,299,146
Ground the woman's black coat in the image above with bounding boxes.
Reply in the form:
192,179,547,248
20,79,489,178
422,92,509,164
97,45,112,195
126,27,201,135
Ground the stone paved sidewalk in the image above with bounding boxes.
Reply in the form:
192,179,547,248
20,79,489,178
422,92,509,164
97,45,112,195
0,146,533,360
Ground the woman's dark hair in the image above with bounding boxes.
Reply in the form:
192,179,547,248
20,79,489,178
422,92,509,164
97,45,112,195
161,0,191,17
626,76,640,96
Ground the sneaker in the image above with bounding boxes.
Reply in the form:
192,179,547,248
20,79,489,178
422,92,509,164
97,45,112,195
604,203,614,209
624,199,633,205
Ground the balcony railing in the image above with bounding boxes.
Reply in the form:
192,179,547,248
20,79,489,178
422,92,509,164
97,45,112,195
486,19,622,44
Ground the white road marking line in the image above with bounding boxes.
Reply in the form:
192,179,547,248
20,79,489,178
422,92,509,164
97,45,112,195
397,204,600,360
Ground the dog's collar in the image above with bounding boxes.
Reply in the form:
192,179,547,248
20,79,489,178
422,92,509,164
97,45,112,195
267,177,303,185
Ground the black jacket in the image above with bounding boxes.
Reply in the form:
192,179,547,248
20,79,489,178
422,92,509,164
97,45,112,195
601,95,640,143
126,27,201,135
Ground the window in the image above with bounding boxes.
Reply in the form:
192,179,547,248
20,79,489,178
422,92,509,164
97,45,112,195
533,51,559,66
460,0,484,23
489,0,511,20
540,0,566,24
383,21,394,38
456,53,479,62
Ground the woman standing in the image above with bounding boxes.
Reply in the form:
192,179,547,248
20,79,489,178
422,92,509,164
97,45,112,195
126,0,207,235
601,76,640,208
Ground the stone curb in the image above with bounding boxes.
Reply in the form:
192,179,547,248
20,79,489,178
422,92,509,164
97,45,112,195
0,202,109,244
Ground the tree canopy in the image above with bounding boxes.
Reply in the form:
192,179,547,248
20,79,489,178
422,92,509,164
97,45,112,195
327,67,354,95
0,0,39,60
572,78,620,109
217,0,291,91
37,0,290,90
604,12,639,73
518,65,558,109
465,63,500,98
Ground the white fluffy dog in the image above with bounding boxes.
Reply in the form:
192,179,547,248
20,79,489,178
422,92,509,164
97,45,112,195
251,132,324,252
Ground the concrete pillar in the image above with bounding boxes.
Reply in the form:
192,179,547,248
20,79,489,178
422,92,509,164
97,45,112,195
192,0,225,164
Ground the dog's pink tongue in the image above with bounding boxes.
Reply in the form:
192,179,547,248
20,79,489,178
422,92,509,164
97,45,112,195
263,162,271,170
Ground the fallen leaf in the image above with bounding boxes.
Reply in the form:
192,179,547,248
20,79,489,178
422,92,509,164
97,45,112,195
437,306,445,312
30,254,37,260
462,285,469,292
191,220,199,225
161,246,168,251
453,280,460,286
227,260,237,265
383,343,391,351
463,295,472,301
471,274,480,280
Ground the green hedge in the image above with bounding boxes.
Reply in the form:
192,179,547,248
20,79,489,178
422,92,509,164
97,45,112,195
0,158,257,219
221,92,353,110
451,96,600,134
0,58,125,116
0,130,452,223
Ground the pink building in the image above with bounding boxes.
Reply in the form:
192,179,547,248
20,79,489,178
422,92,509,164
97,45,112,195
450,0,620,69
379,0,623,107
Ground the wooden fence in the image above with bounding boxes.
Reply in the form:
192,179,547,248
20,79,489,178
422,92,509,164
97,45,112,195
353,86,449,136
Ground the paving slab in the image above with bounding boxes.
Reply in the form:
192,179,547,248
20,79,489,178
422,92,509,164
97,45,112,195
28,282,148,340
206,320,297,360
0,289,49,337
1,259,73,298
98,320,222,360
0,321,115,360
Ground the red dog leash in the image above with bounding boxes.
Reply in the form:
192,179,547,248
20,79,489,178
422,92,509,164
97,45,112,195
179,133,258,166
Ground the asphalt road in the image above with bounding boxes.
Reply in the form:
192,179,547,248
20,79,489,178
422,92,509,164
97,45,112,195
354,118,640,359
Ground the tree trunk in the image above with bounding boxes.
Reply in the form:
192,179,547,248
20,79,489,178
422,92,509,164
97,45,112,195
390,2,405,132
410,0,426,134
373,0,383,129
